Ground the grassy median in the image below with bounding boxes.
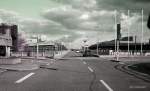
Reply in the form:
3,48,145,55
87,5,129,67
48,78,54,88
129,63,150,75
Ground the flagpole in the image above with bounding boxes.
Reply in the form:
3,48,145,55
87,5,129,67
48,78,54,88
141,9,144,55
128,10,130,56
114,10,117,57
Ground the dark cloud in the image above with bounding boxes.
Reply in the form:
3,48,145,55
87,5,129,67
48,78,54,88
131,0,150,3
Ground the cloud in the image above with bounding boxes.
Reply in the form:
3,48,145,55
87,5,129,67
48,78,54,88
1,0,150,48
51,0,97,10
43,5,83,29
0,9,20,24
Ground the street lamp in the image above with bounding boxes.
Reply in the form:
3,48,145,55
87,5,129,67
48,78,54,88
31,35,43,59
64,35,70,50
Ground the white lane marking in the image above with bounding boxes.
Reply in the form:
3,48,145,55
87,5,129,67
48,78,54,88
15,73,35,84
88,67,94,72
100,80,113,91
119,62,125,64
47,63,50,65
83,61,87,65
129,85,146,89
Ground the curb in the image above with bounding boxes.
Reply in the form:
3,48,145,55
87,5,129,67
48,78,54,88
0,65,39,71
0,69,7,73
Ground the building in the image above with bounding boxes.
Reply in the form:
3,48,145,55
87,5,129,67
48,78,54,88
89,36,150,55
10,25,18,52
0,23,18,57
24,41,67,57
0,23,12,57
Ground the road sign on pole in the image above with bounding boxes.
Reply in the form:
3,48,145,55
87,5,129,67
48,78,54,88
116,23,121,61
117,24,121,40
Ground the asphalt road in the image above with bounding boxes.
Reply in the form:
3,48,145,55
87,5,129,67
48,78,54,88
0,51,150,91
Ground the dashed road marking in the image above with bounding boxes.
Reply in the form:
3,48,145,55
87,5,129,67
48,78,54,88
129,85,146,89
88,67,94,72
119,62,125,64
83,61,87,65
15,73,35,84
0,69,7,74
100,80,113,91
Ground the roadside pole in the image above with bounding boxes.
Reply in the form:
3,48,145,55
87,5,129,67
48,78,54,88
116,24,121,61
97,39,99,55
36,36,39,59
114,10,117,58
141,9,144,56
116,40,119,61
127,10,130,56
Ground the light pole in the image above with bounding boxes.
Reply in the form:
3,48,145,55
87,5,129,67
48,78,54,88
36,36,39,59
31,35,42,59
127,10,130,56
64,35,69,50
114,10,117,57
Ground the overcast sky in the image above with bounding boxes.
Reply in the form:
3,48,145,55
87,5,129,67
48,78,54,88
0,0,150,48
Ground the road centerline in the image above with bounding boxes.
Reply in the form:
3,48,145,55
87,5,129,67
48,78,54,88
100,80,113,91
15,72,35,84
88,67,94,72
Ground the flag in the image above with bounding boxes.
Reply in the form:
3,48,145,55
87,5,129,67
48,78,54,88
117,24,121,40
148,14,150,29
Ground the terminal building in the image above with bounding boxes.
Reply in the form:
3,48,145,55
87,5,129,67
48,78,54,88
89,36,150,55
24,41,67,57
0,23,18,57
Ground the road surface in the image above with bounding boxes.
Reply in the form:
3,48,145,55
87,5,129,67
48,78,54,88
0,51,150,91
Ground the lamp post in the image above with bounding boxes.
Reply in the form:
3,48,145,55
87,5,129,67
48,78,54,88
36,36,39,59
31,35,41,59
64,35,69,50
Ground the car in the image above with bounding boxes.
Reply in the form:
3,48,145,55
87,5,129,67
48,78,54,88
76,50,80,53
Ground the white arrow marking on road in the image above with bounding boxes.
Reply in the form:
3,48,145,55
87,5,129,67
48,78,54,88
15,73,35,84
100,80,113,91
88,67,94,72
83,61,87,65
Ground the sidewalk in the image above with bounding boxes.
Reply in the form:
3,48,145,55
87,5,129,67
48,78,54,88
0,58,54,71
0,61,39,71
100,55,150,62
0,50,69,71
